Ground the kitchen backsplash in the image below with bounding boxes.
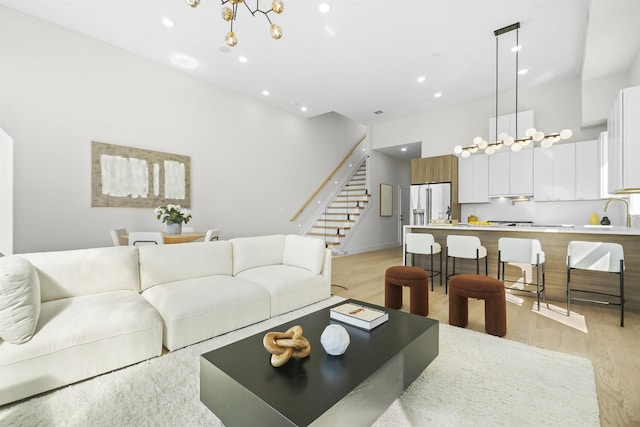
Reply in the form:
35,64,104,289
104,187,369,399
460,197,639,227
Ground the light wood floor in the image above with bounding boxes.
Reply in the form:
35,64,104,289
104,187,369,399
331,246,640,426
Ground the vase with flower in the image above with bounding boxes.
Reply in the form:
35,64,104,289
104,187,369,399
154,204,192,235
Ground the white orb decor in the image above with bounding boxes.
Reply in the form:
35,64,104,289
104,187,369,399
454,145,463,154
321,324,350,356
461,150,471,158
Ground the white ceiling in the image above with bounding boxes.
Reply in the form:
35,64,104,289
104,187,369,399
1,0,638,161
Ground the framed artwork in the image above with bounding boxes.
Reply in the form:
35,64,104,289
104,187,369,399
380,183,392,217
91,141,191,208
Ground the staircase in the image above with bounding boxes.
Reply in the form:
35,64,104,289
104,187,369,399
306,160,371,247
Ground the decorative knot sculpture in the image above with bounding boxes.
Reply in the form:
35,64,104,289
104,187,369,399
262,325,311,367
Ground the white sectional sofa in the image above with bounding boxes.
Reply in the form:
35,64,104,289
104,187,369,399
0,234,331,406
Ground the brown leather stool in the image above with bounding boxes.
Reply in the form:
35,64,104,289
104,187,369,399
385,266,429,316
449,274,506,337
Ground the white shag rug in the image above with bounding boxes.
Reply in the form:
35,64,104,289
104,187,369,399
0,296,599,426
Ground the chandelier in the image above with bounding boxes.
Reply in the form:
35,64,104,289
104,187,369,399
185,0,284,47
454,22,572,158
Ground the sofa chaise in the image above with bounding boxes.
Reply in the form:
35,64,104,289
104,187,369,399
0,234,331,406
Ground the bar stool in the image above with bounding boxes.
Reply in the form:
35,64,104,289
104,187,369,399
498,237,546,310
445,235,487,293
404,233,442,291
567,241,625,327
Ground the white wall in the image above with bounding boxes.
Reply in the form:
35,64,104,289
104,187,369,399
341,152,411,254
372,77,606,157
582,71,630,127
1,7,389,253
0,128,13,255
630,49,640,87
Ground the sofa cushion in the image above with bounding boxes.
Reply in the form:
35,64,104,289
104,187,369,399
0,256,41,344
236,265,330,316
138,241,233,292
20,246,140,301
231,235,285,276
0,290,163,405
141,275,270,351
283,235,326,274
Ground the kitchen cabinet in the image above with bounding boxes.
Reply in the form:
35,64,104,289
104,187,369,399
458,155,489,203
533,140,600,201
575,139,601,200
489,110,534,142
553,143,576,200
608,85,640,193
488,148,533,197
410,155,457,184
487,110,534,197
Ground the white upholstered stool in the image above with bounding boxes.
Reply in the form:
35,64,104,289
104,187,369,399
498,237,546,310
405,233,442,291
445,235,487,293
567,241,625,327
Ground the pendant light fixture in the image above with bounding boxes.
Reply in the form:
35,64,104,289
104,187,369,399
185,0,284,47
454,22,572,158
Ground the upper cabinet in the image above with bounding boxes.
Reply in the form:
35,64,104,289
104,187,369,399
458,155,489,203
489,110,534,141
487,110,535,197
608,86,640,193
410,155,457,184
533,140,600,202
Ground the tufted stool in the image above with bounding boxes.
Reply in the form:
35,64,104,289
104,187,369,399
449,274,506,337
385,266,429,316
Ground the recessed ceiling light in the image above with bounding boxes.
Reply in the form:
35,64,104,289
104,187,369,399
518,68,528,75
374,110,384,115
238,56,248,63
262,90,270,96
301,106,308,112
401,147,407,152
170,54,198,70
417,76,426,83
434,92,442,98
162,17,175,28
318,3,331,13
511,45,522,52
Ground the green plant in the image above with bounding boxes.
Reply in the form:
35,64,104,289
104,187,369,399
154,204,192,225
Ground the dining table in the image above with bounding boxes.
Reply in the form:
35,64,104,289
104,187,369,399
120,232,206,245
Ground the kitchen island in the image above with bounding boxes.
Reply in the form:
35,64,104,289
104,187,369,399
404,224,640,313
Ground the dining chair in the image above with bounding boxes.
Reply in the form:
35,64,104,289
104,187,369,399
567,241,625,326
204,229,220,242
498,237,546,310
110,228,128,246
404,233,441,291
128,232,164,246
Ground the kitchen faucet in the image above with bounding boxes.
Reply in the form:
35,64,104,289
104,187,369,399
604,198,632,228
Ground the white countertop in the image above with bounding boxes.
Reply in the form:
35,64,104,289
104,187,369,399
405,224,640,236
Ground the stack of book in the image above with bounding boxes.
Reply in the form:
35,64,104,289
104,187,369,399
329,302,389,331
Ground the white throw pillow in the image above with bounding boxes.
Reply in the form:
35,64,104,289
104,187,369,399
283,235,325,275
0,256,41,344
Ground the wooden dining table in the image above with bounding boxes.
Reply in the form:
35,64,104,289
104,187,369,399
121,232,206,245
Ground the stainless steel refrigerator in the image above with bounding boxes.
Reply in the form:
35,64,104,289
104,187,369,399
410,183,451,226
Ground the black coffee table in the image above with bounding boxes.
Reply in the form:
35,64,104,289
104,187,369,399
200,299,439,426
